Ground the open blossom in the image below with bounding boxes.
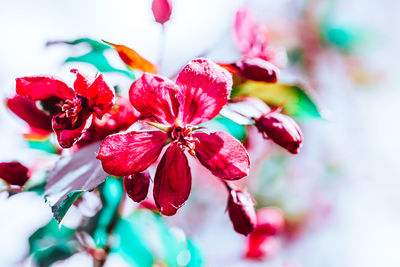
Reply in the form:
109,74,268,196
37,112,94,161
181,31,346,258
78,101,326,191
98,58,250,215
234,8,287,68
15,69,115,148
0,161,30,187
76,96,138,148
152,0,173,24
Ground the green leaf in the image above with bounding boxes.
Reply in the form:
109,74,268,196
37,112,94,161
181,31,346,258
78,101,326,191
29,219,78,267
200,115,247,141
92,176,124,248
187,239,203,267
50,191,84,223
47,38,135,79
319,23,366,53
44,142,108,224
112,210,204,267
233,81,324,120
112,216,155,267
27,138,58,154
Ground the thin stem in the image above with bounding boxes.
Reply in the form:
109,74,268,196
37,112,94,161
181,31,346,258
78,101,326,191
158,24,166,70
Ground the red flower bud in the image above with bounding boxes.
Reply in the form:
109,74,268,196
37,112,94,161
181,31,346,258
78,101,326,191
0,161,30,187
255,112,303,154
226,183,256,236
254,207,285,236
234,58,279,83
152,0,173,25
245,207,285,260
124,171,150,203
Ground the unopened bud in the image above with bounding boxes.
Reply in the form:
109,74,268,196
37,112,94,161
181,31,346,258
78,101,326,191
0,161,30,187
124,171,150,203
234,58,279,83
152,0,173,25
255,112,303,154
226,183,256,236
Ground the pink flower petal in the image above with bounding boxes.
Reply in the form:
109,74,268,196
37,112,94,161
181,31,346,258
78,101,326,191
6,95,53,132
97,131,168,176
153,144,191,216
129,73,179,125
193,131,250,179
151,0,173,24
71,69,93,97
124,170,150,203
234,8,263,56
71,70,115,118
52,113,92,148
87,74,115,118
176,58,232,125
16,76,75,101
0,161,30,187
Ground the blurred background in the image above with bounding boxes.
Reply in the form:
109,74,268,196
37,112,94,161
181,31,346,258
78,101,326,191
0,0,399,266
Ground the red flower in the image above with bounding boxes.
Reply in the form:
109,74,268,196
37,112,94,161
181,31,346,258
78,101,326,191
152,0,173,25
98,58,250,215
234,8,286,67
76,96,138,148
15,69,115,148
225,182,256,236
0,161,30,187
6,95,53,134
245,207,285,260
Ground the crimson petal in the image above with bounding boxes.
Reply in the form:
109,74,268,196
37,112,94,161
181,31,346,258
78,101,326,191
97,131,168,176
6,95,53,132
16,76,75,101
52,114,92,148
176,58,232,125
193,131,250,180
129,73,179,125
153,144,191,216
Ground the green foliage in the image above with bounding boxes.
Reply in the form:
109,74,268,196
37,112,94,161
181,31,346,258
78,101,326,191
47,38,135,78
233,81,323,120
112,210,203,267
29,220,78,267
92,177,124,248
27,138,58,154
201,115,247,141
44,142,109,224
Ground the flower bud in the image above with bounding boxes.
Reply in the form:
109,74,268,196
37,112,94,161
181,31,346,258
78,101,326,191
0,161,30,187
255,112,303,154
255,207,285,236
152,0,173,25
226,183,256,236
245,207,285,259
234,58,279,83
124,171,150,203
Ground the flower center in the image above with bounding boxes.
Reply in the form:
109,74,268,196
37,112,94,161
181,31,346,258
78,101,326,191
62,98,83,118
169,125,199,156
